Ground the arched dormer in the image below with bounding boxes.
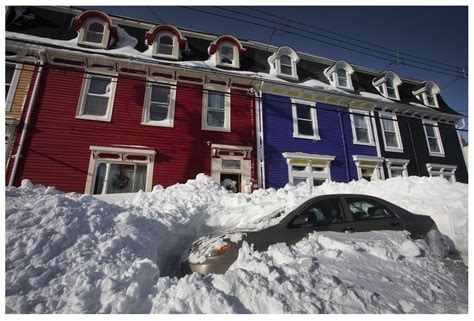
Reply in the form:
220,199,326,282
268,46,300,81
373,71,402,100
145,25,186,60
324,61,355,90
412,81,441,108
72,10,118,49
208,35,246,69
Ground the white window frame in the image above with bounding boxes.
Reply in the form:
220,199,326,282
379,112,403,152
353,155,385,181
283,152,335,188
85,145,156,195
267,46,300,81
422,87,439,108
350,109,375,146
152,31,179,60
6,62,22,112
141,79,177,127
202,84,231,132
423,120,445,157
291,99,319,140
76,70,118,122
426,163,457,183
373,72,402,101
385,158,410,178
413,81,440,108
78,18,110,49
325,61,354,90
216,41,240,69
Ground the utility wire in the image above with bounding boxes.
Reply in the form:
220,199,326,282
215,6,463,75
6,60,469,129
243,6,466,72
178,6,466,79
146,6,166,24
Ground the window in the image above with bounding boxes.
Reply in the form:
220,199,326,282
426,163,457,182
158,35,173,55
202,85,231,131
353,155,385,181
86,146,155,195
385,158,409,178
76,72,117,121
6,62,20,111
412,81,440,108
283,152,335,188
350,110,374,145
325,61,354,90
373,72,402,100
292,198,345,228
85,22,104,44
220,45,234,65
291,100,319,140
379,113,403,152
346,198,394,221
142,81,176,127
267,46,300,80
423,120,444,156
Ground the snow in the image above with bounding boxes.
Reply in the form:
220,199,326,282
359,91,394,103
5,175,468,313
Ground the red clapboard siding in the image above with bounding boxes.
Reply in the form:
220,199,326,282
7,68,257,193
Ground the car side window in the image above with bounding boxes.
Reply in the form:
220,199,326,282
292,198,345,228
345,198,394,221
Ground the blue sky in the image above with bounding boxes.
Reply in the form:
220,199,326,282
82,6,469,140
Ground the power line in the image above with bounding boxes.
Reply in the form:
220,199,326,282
178,6,467,79
216,6,463,76
243,6,466,73
146,6,166,24
7,60,468,130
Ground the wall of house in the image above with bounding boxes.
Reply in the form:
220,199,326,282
262,93,378,189
6,67,257,192
374,112,468,183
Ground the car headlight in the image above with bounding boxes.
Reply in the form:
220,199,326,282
206,244,228,257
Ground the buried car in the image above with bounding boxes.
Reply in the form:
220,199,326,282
180,194,438,275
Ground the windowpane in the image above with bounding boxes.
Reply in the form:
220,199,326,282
85,23,104,44
346,198,394,221
426,92,436,106
361,168,374,181
281,65,292,75
293,177,307,185
93,163,107,195
222,159,241,169
382,118,395,132
296,104,311,120
353,114,367,128
88,22,104,33
220,46,234,64
88,76,111,95
106,164,136,194
83,96,109,116
425,125,436,137
133,164,147,192
159,35,173,45
292,165,307,172
207,110,225,127
390,168,404,178
298,198,345,226
312,166,324,173
387,87,396,98
208,91,225,109
298,120,314,136
428,138,440,152
356,128,370,143
337,68,347,87
158,44,173,56
6,63,15,100
384,131,399,148
313,179,325,186
151,85,170,104
281,55,291,65
149,103,169,121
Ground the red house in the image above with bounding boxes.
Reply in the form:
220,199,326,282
6,8,258,194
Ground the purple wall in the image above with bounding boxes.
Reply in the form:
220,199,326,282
262,93,378,188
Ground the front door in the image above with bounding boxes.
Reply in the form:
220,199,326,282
220,173,241,193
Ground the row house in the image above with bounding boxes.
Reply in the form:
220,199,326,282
5,6,468,196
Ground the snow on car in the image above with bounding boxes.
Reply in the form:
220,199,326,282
5,175,468,313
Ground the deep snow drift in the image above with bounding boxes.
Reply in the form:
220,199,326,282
5,175,468,313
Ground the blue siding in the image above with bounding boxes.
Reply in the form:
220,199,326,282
262,93,377,188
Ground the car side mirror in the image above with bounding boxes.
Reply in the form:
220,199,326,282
292,213,311,227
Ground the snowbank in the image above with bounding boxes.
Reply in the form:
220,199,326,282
5,175,468,313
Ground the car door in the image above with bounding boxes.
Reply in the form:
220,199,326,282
286,197,357,243
342,197,404,233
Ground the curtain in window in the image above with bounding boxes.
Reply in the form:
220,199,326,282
107,164,135,194
133,164,147,192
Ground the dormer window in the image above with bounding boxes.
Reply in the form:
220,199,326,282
208,35,246,69
412,81,440,108
84,21,105,44
72,11,118,49
324,61,354,90
268,46,300,81
373,71,402,100
146,25,186,61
